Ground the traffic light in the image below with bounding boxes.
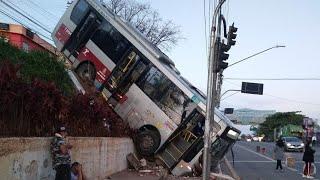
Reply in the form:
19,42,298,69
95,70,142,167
217,41,230,71
227,23,238,46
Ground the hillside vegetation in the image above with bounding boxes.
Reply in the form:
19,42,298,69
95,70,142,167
0,40,73,94
0,41,133,137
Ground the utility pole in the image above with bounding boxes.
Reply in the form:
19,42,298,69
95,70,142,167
203,0,226,179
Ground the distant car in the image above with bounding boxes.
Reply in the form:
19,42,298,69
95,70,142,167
281,137,304,152
252,137,259,142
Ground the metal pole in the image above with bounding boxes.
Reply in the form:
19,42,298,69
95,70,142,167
220,89,241,100
203,0,226,179
227,45,286,68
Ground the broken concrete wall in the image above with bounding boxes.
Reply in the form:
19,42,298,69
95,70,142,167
0,137,134,180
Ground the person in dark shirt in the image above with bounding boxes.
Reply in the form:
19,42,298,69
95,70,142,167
303,141,316,178
51,125,73,180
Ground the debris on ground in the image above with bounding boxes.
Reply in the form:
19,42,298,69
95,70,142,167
127,153,142,171
126,152,204,179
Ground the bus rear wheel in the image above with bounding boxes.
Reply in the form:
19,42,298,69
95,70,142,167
136,129,160,157
76,62,96,83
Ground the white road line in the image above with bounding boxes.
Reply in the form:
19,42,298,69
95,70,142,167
230,161,274,163
236,144,298,172
298,173,319,180
291,161,320,164
286,166,298,172
236,144,275,162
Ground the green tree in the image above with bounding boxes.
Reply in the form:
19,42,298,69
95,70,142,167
0,40,73,94
257,112,304,140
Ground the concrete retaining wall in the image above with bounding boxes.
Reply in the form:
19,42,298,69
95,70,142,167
0,137,134,180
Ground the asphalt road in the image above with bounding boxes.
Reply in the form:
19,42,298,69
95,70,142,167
225,141,320,180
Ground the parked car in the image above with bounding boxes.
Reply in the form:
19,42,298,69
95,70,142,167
252,136,262,142
281,136,304,152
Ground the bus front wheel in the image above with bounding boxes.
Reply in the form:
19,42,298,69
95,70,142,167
136,129,160,157
76,62,96,83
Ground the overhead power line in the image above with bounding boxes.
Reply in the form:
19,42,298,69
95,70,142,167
222,80,320,107
6,0,52,31
265,94,320,107
25,0,58,19
0,8,52,41
225,78,320,81
0,0,52,34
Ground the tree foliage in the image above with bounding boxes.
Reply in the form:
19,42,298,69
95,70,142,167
0,60,133,137
105,0,182,51
257,112,304,139
0,40,73,94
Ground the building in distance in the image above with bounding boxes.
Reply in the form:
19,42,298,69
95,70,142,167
231,108,276,125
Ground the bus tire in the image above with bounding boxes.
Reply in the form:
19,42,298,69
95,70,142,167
76,62,96,83
136,129,160,157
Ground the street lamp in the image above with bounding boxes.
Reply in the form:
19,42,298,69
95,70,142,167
227,45,286,68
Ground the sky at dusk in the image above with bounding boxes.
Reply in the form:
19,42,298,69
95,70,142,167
0,0,319,119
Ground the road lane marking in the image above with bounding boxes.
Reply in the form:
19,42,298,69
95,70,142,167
236,144,275,162
299,173,319,180
286,166,298,172
229,161,274,163
236,144,298,172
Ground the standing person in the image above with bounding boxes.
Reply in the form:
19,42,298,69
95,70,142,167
51,125,73,180
303,141,316,178
273,139,285,172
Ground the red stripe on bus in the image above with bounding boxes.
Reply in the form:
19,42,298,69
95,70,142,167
76,47,128,104
55,24,71,44
119,95,128,104
77,47,111,84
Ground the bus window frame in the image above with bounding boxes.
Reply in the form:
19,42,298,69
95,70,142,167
107,48,149,96
91,19,131,65
136,65,189,125
70,0,90,25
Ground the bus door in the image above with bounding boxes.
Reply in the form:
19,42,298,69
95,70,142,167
156,110,205,170
210,127,240,169
104,50,147,105
62,12,101,59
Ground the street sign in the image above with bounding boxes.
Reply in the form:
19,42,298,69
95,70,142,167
224,108,234,114
241,82,263,95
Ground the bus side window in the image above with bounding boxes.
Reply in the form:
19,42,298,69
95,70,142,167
70,0,89,25
160,84,189,124
136,66,171,104
92,21,130,64
136,67,189,125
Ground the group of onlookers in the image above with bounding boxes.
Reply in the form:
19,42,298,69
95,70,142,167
274,137,316,179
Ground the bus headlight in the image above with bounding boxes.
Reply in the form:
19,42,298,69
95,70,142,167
227,129,239,139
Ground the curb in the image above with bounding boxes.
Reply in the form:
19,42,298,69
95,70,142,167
223,157,241,180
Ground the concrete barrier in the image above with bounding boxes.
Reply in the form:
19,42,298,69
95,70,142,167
0,137,134,180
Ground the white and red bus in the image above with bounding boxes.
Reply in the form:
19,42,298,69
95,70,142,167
52,0,240,175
